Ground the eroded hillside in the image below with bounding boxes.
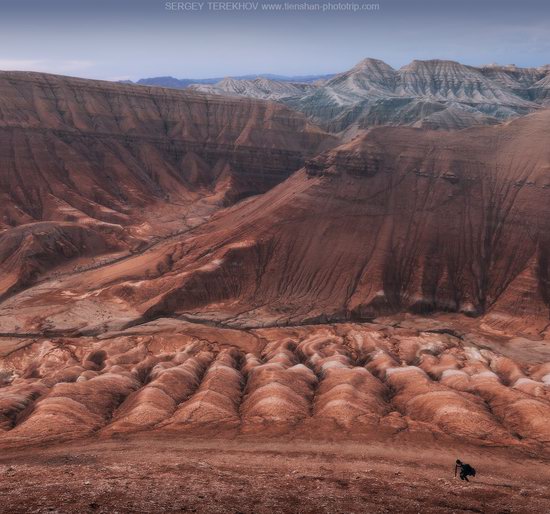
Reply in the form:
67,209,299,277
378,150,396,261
190,59,550,132
0,71,337,298
12,110,550,337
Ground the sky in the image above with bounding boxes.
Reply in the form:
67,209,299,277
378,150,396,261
0,0,549,81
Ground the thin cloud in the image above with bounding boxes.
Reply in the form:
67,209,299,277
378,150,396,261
0,59,94,74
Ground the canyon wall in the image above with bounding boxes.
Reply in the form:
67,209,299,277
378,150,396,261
0,71,336,297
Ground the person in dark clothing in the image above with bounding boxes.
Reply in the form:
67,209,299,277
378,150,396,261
455,459,476,481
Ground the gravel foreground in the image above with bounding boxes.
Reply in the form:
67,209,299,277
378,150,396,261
1,435,549,514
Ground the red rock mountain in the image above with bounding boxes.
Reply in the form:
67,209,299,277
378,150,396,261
0,71,336,298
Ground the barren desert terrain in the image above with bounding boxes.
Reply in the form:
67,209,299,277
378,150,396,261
1,435,550,514
1,71,550,513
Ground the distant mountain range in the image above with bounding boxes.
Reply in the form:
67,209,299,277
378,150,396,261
185,59,550,132
127,73,335,89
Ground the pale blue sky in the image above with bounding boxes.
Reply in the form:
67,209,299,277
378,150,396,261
0,0,548,80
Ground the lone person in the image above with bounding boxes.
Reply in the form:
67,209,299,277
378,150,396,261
455,459,476,482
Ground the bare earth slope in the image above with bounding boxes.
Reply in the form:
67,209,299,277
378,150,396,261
138,110,550,335
1,435,549,513
19,110,549,336
0,71,337,298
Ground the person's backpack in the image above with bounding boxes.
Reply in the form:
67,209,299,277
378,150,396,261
463,464,476,476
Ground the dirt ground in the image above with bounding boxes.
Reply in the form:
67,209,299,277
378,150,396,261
0,434,549,514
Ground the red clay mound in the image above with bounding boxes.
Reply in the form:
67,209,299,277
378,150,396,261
1,321,549,453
